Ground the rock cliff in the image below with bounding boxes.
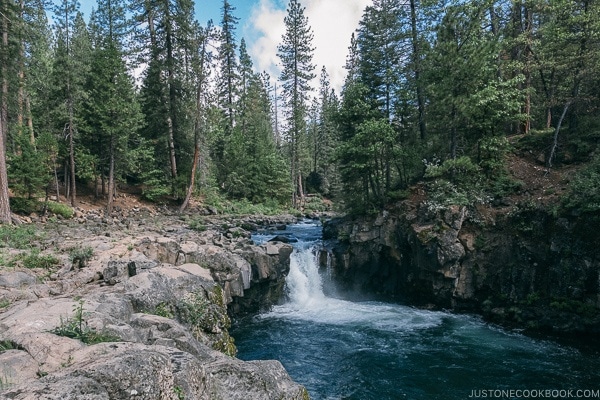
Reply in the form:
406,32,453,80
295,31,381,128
0,214,308,399
323,201,600,338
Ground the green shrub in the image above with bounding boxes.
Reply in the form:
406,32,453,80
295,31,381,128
10,197,39,215
9,249,60,269
177,289,236,356
562,154,600,215
188,217,208,232
0,225,41,249
148,302,174,319
478,136,511,176
51,300,119,344
46,201,74,219
68,246,94,268
424,156,482,185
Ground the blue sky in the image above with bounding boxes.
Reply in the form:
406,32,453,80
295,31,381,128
77,0,372,92
195,0,255,26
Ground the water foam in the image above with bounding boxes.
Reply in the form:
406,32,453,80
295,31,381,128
265,244,444,332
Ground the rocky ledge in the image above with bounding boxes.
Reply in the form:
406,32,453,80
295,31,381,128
0,214,308,399
322,202,600,338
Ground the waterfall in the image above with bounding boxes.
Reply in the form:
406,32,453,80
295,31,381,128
284,244,326,309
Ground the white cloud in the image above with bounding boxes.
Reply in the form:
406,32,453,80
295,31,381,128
247,0,372,94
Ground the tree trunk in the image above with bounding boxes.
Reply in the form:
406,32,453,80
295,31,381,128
0,94,10,224
165,3,178,188
522,5,532,134
410,0,426,141
26,96,34,143
450,106,458,159
1,2,8,146
547,100,571,169
106,138,115,215
17,0,25,131
167,115,177,181
54,162,60,201
179,143,199,213
0,4,11,224
68,117,77,207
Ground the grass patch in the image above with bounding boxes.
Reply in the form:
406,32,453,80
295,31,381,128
0,299,11,309
68,246,94,268
188,217,208,232
45,201,74,219
0,340,21,352
0,225,42,249
147,302,174,319
9,249,60,269
51,300,119,344
201,189,291,216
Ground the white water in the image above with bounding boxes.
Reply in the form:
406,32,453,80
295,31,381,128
235,223,600,400
266,244,445,332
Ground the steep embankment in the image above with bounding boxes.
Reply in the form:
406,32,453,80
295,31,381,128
0,212,308,399
323,171,600,338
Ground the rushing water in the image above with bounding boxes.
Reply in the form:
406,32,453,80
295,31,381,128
232,222,600,400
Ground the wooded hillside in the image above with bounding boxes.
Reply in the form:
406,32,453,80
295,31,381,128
0,0,598,220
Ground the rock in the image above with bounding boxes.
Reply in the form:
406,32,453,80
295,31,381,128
0,350,39,387
0,213,306,400
0,272,37,289
323,202,600,337
268,235,297,243
1,342,307,400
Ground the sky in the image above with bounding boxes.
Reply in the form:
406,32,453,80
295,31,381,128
79,0,372,93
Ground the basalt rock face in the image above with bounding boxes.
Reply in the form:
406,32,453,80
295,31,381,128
0,216,306,399
323,203,600,337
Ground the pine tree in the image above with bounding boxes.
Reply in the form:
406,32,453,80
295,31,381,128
180,22,214,212
217,0,238,136
237,38,252,139
51,1,90,206
356,0,405,122
224,71,291,204
86,0,142,214
277,0,315,207
24,0,54,141
0,0,16,222
306,66,338,196
133,0,195,198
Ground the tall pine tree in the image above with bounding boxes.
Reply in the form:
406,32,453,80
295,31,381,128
277,0,315,207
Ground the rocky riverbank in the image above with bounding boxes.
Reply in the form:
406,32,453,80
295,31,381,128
322,200,600,339
0,211,309,399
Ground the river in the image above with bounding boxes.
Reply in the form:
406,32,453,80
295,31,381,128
231,221,600,400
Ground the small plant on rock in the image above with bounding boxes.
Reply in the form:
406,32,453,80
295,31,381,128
51,300,118,344
0,225,42,249
9,249,60,269
68,246,94,268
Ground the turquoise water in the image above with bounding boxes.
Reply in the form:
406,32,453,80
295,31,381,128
232,223,600,400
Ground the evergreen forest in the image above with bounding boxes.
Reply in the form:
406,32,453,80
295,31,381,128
0,0,599,221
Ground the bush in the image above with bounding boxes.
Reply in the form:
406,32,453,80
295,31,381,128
9,249,60,269
188,217,208,232
0,225,42,249
562,154,600,215
51,300,119,344
424,156,482,185
424,156,489,210
10,197,39,215
479,136,511,176
46,201,74,218
68,246,94,268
